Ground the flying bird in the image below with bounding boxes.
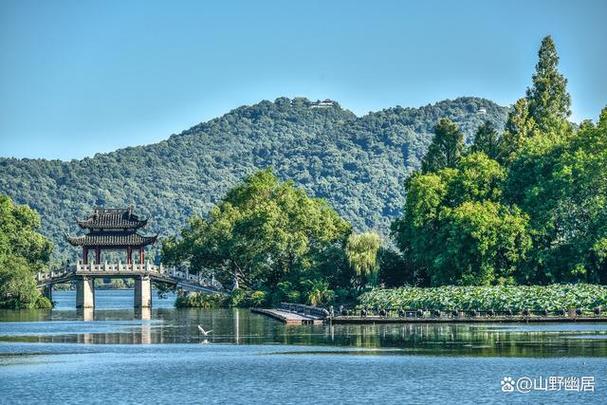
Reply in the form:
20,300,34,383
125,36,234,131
198,325,213,336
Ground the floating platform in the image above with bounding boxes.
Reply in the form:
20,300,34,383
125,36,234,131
251,308,324,325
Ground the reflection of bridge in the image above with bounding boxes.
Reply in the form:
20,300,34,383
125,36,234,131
37,262,224,309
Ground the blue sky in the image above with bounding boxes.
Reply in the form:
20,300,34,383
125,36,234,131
1,0,606,160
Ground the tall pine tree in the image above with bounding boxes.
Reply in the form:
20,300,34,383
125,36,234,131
526,35,571,131
499,37,571,164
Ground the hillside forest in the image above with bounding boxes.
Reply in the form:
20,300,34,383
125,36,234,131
1,36,606,308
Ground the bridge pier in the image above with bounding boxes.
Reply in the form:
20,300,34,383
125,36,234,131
76,276,95,309
134,275,152,309
37,263,224,310
42,284,53,302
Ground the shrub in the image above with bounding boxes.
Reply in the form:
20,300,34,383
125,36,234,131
249,290,267,307
286,290,301,303
228,288,246,307
303,279,335,306
35,295,53,309
175,292,226,308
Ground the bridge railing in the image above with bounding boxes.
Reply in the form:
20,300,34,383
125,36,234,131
36,269,73,282
76,261,165,274
37,262,223,291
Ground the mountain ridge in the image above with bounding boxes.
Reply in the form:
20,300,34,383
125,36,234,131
0,96,509,260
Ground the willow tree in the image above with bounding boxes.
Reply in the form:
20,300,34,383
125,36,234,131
345,232,381,286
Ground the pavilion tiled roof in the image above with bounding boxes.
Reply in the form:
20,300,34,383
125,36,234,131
66,232,157,247
77,207,148,229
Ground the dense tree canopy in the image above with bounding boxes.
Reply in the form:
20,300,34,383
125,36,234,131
0,195,52,270
392,36,607,287
421,118,465,173
0,195,53,309
471,121,501,160
162,170,352,299
392,152,531,286
499,98,539,163
505,111,607,283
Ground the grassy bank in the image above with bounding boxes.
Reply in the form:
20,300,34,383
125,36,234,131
358,284,607,312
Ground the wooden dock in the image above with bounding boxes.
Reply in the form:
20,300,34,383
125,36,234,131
251,308,324,325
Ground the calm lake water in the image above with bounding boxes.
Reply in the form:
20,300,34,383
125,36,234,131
1,290,607,404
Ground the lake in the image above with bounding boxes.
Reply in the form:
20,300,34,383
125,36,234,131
1,290,606,404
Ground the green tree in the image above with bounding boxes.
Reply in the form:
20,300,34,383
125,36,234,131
391,169,454,283
377,247,416,287
499,36,571,165
542,116,607,282
599,106,607,127
499,98,538,163
0,257,50,309
502,133,566,283
526,35,571,132
502,104,607,284
345,232,381,285
0,195,53,270
391,36,603,288
471,121,501,160
392,153,529,287
434,201,531,286
421,118,465,173
162,169,351,294
449,152,505,205
0,195,53,309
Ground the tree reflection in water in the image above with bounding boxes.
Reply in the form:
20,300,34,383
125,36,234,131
2,306,607,357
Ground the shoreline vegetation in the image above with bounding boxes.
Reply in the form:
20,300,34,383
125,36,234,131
358,284,607,314
2,36,607,314
174,289,266,309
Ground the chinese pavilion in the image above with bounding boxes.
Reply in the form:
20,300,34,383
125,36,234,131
67,207,157,265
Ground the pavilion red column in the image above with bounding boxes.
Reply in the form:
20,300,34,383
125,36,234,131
127,246,132,265
139,247,144,264
95,247,101,264
83,247,88,264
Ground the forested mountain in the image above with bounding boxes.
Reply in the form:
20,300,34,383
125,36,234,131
0,96,507,261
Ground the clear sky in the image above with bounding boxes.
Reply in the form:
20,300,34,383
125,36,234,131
1,0,606,160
